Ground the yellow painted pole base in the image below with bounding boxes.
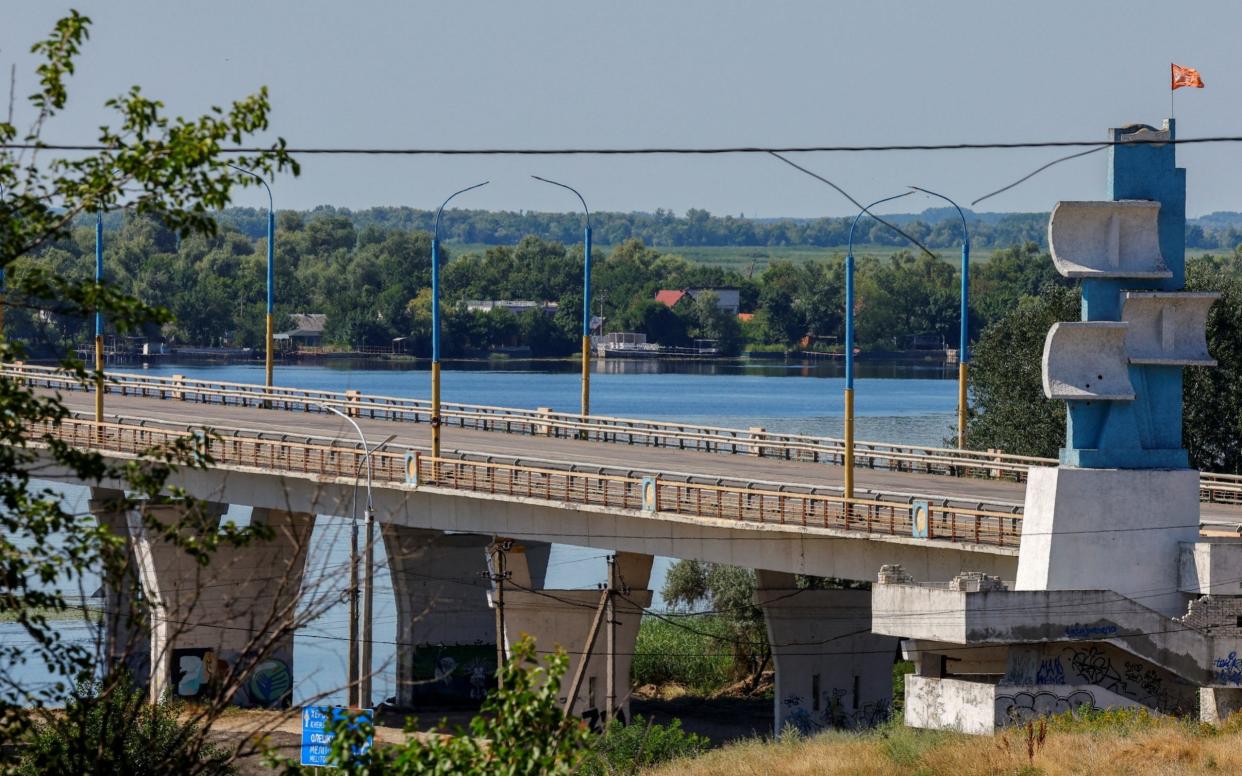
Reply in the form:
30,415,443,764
843,387,854,502
431,360,441,466
580,335,591,437
94,335,104,425
264,313,274,408
957,361,969,450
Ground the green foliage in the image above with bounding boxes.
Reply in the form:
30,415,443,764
891,660,915,715
966,255,1242,466
661,561,769,687
0,11,293,772
632,615,734,693
577,715,709,776
964,283,1078,456
1185,253,1242,472
18,677,235,775
275,636,591,775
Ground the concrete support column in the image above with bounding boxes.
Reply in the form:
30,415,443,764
128,503,312,707
495,549,653,728
90,488,149,686
382,526,496,708
757,569,898,734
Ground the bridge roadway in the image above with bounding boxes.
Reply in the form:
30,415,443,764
47,389,1242,526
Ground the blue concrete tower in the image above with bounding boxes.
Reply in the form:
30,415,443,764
1050,120,1215,469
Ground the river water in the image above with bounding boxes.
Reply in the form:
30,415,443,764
21,358,956,706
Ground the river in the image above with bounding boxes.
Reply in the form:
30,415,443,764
18,358,957,706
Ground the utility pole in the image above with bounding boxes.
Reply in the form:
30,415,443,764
348,518,360,706
488,539,510,689
605,555,617,723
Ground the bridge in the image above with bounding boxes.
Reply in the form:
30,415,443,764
17,360,1242,733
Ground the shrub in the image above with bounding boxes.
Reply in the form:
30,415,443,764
18,677,234,775
632,615,733,693
578,715,709,775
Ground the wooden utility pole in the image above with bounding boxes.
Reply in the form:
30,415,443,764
605,555,617,723
489,539,510,689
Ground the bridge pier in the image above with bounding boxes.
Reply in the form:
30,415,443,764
382,526,497,708
757,569,898,734
92,488,150,686
495,546,653,728
128,502,312,707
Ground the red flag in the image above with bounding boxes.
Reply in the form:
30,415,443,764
1172,63,1204,90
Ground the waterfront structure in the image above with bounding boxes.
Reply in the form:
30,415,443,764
874,120,1241,732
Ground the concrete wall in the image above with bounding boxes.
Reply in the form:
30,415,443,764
1181,540,1242,596
129,503,313,707
382,526,496,708
1016,467,1198,617
904,676,1145,734
91,488,150,686
757,571,897,733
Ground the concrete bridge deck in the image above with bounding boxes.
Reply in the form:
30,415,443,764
46,389,1242,528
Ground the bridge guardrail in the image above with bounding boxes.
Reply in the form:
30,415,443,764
10,363,1240,505
36,414,1022,549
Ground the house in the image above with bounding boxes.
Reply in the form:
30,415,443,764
653,287,741,315
465,300,559,317
274,313,327,350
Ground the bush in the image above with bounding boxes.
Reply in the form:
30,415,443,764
578,715,709,775
632,615,733,693
18,677,234,775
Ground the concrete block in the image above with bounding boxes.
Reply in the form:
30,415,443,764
1180,541,1242,596
1042,322,1135,401
1048,200,1170,279
1122,292,1219,366
1017,467,1198,616
758,586,898,733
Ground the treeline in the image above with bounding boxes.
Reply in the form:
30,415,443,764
84,205,1242,253
12,211,1075,358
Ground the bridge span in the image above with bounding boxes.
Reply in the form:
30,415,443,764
22,364,1242,732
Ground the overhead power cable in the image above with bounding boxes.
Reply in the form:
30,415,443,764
3,134,1241,155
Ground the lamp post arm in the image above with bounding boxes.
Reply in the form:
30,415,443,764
434,181,490,241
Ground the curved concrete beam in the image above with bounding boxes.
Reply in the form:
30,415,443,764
1042,322,1134,401
1048,201,1170,279
1122,292,1220,366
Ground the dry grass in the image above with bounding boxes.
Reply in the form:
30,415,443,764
645,712,1242,776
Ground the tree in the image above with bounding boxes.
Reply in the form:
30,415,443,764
689,291,742,355
0,11,296,772
661,561,770,690
275,637,592,775
1184,255,1242,472
964,283,1076,456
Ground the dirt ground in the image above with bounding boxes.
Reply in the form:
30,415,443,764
214,694,774,774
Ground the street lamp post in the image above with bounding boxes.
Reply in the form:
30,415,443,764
844,192,913,499
909,186,971,449
531,176,593,417
316,402,391,709
94,208,105,424
228,165,277,393
430,182,488,462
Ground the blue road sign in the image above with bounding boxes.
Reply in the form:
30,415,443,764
300,706,373,768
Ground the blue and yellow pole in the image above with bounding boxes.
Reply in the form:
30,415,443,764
227,165,276,393
531,176,593,417
95,209,104,424
431,182,489,460
845,192,912,499
909,186,970,449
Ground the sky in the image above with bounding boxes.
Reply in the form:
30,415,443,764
3,1,1240,218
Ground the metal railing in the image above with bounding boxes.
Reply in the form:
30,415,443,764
35,413,1022,549
10,362,1241,504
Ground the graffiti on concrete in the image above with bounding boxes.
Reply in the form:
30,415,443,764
995,690,1097,725
1066,645,1124,688
244,657,293,708
1064,623,1119,639
170,647,292,708
1213,652,1242,685
1035,657,1065,685
780,690,890,733
1056,644,1195,715
410,644,495,703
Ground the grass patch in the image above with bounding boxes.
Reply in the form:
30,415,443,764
632,615,734,695
646,708,1242,776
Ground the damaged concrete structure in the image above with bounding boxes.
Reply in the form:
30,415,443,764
874,119,1240,733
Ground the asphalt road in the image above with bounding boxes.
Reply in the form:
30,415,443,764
51,390,1242,526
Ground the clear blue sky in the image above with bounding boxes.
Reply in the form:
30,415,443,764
3,1,1237,217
